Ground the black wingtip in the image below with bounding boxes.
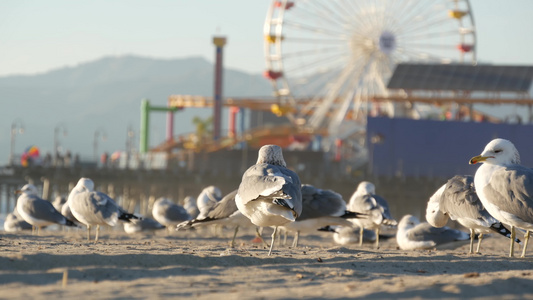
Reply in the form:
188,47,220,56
317,226,335,233
340,210,367,219
65,219,78,227
490,223,521,244
119,213,140,223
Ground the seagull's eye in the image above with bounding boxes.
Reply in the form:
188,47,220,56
494,149,502,153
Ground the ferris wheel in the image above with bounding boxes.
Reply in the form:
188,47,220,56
264,0,476,145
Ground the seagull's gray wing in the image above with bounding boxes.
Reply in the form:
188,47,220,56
483,165,533,223
408,223,468,245
161,203,190,222
238,163,302,216
178,190,245,229
205,189,239,220
22,195,68,224
438,175,490,221
299,185,345,220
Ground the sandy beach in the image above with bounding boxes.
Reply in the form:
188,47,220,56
1,226,533,300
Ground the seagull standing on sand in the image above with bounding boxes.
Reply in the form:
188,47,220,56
235,144,302,255
347,181,397,248
426,175,518,254
152,197,191,233
470,138,533,257
68,177,138,242
397,215,470,250
281,184,365,247
16,184,77,234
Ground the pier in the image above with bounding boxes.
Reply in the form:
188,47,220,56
0,149,447,221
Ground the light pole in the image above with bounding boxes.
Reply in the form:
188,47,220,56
54,123,67,164
9,119,25,166
93,128,107,162
126,125,135,155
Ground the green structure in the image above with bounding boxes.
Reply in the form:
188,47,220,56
140,99,180,154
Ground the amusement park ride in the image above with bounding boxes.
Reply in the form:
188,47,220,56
147,0,533,168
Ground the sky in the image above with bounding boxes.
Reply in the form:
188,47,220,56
2,0,533,78
1,0,533,164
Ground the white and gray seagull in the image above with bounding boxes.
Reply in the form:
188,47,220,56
152,197,191,233
347,181,397,248
15,184,77,234
397,215,470,250
67,177,139,242
426,174,518,254
235,144,302,256
470,138,533,257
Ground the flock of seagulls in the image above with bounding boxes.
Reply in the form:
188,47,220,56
3,139,533,258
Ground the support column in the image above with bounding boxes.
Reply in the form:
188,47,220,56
140,99,150,153
213,36,227,141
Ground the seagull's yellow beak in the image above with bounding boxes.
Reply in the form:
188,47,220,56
14,189,22,195
469,155,489,164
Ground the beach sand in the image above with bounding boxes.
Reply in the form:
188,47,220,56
1,227,533,299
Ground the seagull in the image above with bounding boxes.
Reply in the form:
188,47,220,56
177,189,258,248
470,138,533,257
123,217,165,234
183,196,200,219
235,144,302,256
397,215,470,250
347,181,397,248
426,175,518,254
4,210,33,232
152,197,191,233
196,186,222,219
15,184,77,234
281,184,366,247
68,177,139,242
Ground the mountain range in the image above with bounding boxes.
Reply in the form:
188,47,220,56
0,55,273,164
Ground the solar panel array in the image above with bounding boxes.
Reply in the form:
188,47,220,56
387,64,533,92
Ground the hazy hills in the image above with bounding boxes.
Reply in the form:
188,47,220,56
0,55,273,164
